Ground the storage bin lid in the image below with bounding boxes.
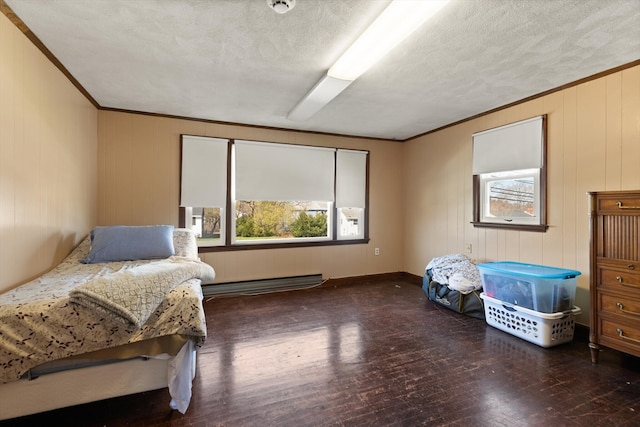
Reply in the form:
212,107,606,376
477,261,581,279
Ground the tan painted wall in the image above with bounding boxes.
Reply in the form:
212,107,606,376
3,3,639,328
403,65,640,325
0,13,98,293
97,111,405,283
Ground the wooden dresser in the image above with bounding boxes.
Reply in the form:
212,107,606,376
588,190,640,363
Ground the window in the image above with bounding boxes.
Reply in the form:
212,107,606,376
336,149,367,240
180,136,228,246
231,140,335,245
180,136,369,249
479,169,539,225
472,116,547,231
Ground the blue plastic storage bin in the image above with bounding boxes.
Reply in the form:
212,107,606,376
477,261,581,313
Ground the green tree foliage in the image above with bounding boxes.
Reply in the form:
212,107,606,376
290,211,327,237
235,215,255,237
236,201,294,238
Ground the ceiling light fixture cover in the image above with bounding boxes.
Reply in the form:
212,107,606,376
288,0,450,121
329,0,450,81
287,75,353,121
267,0,296,14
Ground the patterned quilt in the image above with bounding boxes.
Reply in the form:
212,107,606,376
0,234,212,383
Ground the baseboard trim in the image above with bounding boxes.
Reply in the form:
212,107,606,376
323,272,422,288
202,272,421,297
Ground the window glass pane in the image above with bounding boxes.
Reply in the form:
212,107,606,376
480,169,539,224
338,207,364,239
185,207,225,247
234,201,330,243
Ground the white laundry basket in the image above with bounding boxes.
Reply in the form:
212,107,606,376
480,293,581,348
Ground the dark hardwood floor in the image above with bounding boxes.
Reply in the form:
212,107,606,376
3,278,640,426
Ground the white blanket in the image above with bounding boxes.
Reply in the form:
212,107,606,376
70,257,215,328
426,253,482,294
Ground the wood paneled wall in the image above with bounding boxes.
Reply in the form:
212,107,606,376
0,13,98,293
403,65,640,325
97,111,405,284
3,2,638,329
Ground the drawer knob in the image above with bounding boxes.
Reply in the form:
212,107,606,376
616,328,640,344
629,264,636,270
616,302,640,317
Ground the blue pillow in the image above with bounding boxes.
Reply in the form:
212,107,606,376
82,225,175,264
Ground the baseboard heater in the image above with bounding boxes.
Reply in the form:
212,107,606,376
202,274,323,296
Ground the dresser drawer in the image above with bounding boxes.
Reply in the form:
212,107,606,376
600,317,640,356
600,293,640,321
598,267,640,296
598,195,640,213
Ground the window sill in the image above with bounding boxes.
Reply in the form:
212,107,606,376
197,238,370,253
471,221,548,232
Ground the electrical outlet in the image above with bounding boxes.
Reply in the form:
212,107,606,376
374,247,380,256
465,243,472,254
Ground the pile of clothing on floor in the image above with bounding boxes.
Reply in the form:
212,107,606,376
426,253,482,294
423,253,485,319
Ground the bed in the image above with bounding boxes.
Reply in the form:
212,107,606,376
0,226,214,420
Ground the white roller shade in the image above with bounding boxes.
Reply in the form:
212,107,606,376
234,140,335,201
180,136,228,207
336,149,367,208
472,116,544,175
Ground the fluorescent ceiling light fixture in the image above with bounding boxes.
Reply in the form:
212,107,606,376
288,0,449,121
287,75,353,121
329,0,449,81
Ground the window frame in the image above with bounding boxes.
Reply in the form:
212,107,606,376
471,116,548,232
179,136,370,252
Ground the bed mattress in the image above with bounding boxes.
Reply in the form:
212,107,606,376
0,233,209,384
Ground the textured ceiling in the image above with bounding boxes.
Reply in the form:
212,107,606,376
4,0,640,140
